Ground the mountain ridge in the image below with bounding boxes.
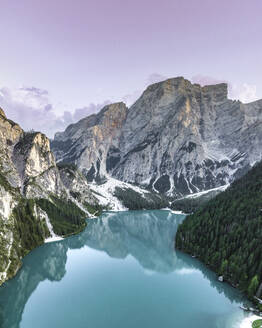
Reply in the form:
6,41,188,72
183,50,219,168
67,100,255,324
0,107,101,285
51,76,262,197
0,106,164,285
1,75,262,285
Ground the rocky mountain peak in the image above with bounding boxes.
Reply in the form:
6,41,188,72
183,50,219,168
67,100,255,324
144,77,228,103
54,102,127,144
51,77,262,197
100,101,126,114
12,131,57,195
202,83,228,103
30,132,52,153
95,102,127,132
51,102,128,181
0,107,6,118
0,109,23,153
142,77,194,101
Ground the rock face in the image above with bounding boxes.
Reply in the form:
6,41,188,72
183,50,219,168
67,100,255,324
52,102,127,182
0,104,170,285
0,108,98,285
52,77,262,197
12,132,64,198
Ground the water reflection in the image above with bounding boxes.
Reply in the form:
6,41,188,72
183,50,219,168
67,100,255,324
0,210,247,328
73,210,184,273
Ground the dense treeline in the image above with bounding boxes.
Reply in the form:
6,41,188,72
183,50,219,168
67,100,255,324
171,197,207,213
176,161,262,302
83,202,103,216
171,189,224,213
3,194,87,279
13,199,49,254
114,187,168,210
7,199,50,277
36,195,87,236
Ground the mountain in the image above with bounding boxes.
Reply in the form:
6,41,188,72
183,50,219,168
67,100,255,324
51,77,262,197
0,107,100,285
176,160,262,301
52,102,128,182
0,107,164,285
1,75,262,286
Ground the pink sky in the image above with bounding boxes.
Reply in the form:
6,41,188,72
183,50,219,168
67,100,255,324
0,0,261,136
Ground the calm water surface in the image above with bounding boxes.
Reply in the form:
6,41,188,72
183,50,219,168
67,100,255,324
0,210,251,328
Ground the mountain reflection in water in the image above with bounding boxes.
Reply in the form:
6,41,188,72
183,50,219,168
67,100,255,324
0,210,248,328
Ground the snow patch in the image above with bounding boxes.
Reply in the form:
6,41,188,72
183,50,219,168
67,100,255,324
239,315,261,328
160,208,186,215
184,184,229,199
0,232,14,281
170,209,185,215
45,236,64,243
0,188,15,220
35,206,63,243
70,196,94,218
90,176,151,211
184,177,193,194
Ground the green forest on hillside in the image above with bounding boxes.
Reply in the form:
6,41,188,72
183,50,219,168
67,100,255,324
36,195,87,236
176,161,262,302
114,187,168,210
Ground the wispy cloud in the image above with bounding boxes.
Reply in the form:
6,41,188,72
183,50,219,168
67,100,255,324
1,74,259,138
0,85,110,138
191,75,227,86
191,74,259,103
230,83,258,104
121,73,168,107
146,73,168,86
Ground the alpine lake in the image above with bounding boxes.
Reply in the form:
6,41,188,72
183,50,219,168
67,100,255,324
0,210,253,328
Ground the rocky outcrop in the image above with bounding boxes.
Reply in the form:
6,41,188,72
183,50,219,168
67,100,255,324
12,132,64,198
13,133,55,182
52,77,262,197
0,108,98,285
57,163,99,213
0,104,162,285
52,102,128,182
0,108,23,190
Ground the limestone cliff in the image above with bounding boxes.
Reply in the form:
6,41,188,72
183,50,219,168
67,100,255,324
0,108,98,285
52,102,128,182
52,77,262,197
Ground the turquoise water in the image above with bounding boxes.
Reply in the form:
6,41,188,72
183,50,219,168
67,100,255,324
0,210,251,328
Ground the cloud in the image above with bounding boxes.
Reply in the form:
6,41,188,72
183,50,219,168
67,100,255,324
230,83,258,103
72,102,110,122
191,75,227,86
121,90,142,107
0,85,110,138
1,74,259,139
146,73,168,86
121,73,168,107
191,74,259,103
121,73,259,108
